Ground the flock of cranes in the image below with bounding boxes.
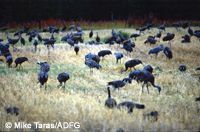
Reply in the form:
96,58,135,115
1,21,200,116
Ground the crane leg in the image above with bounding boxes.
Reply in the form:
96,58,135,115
63,82,66,88
147,84,149,94
142,83,145,93
139,84,144,103
45,83,47,90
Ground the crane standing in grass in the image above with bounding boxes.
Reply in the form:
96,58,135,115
74,45,80,55
107,78,131,90
114,52,124,64
89,29,93,38
123,59,143,72
163,47,173,60
129,69,161,95
148,44,164,58
105,87,117,108
37,62,50,89
15,57,28,69
85,59,101,73
163,33,175,48
57,72,70,88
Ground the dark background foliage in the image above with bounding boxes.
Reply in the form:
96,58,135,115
0,0,199,24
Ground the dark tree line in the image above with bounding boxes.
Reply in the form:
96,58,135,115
0,0,199,24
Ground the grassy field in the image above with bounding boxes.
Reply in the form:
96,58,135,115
0,27,200,131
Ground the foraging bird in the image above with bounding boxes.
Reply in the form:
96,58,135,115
48,26,59,33
172,22,181,31
15,57,28,69
129,70,143,81
143,111,159,122
0,42,10,56
20,35,26,45
181,21,189,29
76,25,83,32
188,27,194,36
14,29,25,36
155,31,162,39
179,64,187,72
57,72,70,88
6,32,20,50
105,87,117,108
143,65,153,73
5,53,13,67
123,40,135,55
130,33,140,40
117,101,145,113
61,25,67,32
61,33,75,46
137,26,148,33
74,45,80,55
162,33,175,47
43,33,56,50
123,39,135,47
148,44,164,57
38,71,48,89
6,32,20,45
0,43,13,67
123,77,132,83
124,59,143,71
98,50,112,58
5,106,19,116
158,24,166,31
144,36,157,45
96,32,100,42
163,47,173,59
114,52,123,64
146,23,153,30
67,38,75,47
85,59,101,73
89,29,93,38
85,53,100,64
37,62,50,72
107,78,131,90
69,24,76,31
141,70,161,94
181,35,190,43
104,36,115,46
73,31,84,44
194,31,200,40
27,30,41,42
118,31,128,42
129,70,161,94
123,43,133,53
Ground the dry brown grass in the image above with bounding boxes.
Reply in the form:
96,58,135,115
0,27,200,131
